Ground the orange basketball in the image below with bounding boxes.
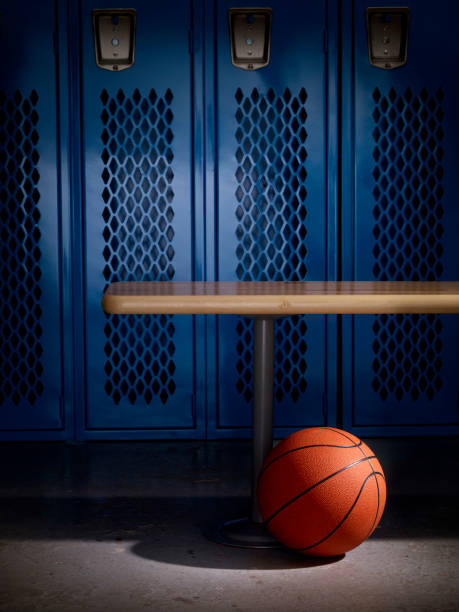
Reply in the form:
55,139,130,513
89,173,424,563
257,427,386,556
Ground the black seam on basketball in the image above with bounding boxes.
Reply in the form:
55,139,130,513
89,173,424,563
369,469,381,538
344,434,381,537
322,428,360,445
294,471,384,553
259,441,363,477
363,472,385,541
326,428,381,530
264,455,377,526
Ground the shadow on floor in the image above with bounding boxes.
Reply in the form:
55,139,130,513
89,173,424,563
0,493,458,568
0,494,342,569
131,538,344,570
0,439,458,569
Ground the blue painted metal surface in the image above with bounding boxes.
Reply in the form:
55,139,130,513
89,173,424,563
209,0,333,438
341,0,459,434
0,0,69,437
80,0,201,436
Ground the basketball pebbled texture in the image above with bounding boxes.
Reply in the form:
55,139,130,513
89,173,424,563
256,427,386,556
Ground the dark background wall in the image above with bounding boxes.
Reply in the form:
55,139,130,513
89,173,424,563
1,0,459,441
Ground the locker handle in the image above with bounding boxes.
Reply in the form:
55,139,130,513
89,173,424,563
92,9,136,72
366,7,409,70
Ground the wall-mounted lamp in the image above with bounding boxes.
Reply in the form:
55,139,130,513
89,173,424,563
92,9,136,71
366,7,409,69
228,8,272,71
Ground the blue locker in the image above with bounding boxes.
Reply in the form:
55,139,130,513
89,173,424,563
208,1,333,437
342,0,459,434
4,0,458,440
0,1,67,436
80,0,201,437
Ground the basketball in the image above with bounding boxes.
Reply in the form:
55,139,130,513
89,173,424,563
257,427,386,556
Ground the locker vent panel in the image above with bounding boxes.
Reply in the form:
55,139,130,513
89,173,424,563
371,87,444,401
233,87,309,404
0,90,43,407
100,88,176,405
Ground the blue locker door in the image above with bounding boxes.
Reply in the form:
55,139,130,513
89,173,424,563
342,0,459,434
211,1,329,437
0,1,64,433
81,1,199,436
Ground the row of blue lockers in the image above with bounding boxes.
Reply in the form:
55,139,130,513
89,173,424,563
1,0,459,440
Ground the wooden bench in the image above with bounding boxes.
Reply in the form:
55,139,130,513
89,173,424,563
103,280,459,547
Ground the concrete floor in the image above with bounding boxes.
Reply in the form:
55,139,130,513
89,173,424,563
0,437,458,612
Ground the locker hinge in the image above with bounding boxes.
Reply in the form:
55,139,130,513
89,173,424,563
323,29,328,54
53,31,59,55
322,391,328,424
188,29,194,55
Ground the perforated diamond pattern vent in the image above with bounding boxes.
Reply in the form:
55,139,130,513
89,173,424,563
0,90,43,407
101,88,176,405
371,87,444,401
233,87,309,404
